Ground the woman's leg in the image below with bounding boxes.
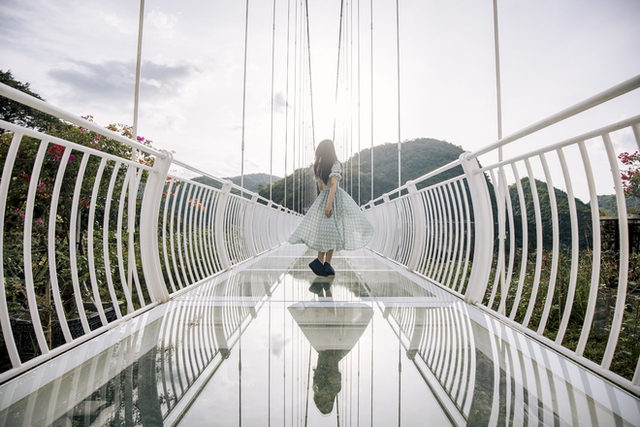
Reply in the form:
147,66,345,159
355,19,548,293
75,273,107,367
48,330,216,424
317,251,325,263
325,250,334,264
323,250,335,275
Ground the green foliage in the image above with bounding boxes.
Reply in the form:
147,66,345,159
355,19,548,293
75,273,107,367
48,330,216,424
0,70,59,132
508,177,593,251
0,115,155,370
598,194,640,217
486,247,640,380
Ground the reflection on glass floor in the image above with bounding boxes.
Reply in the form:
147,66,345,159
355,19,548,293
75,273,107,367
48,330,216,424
1,245,639,426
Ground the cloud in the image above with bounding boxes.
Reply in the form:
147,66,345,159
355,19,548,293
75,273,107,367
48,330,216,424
99,11,132,35
48,60,197,104
147,9,178,39
273,91,288,113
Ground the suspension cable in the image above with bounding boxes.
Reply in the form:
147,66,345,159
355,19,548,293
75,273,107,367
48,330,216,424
269,0,277,201
240,0,250,191
349,0,354,197
304,0,316,150
357,0,361,205
132,0,145,146
395,0,402,189
370,0,374,202
332,0,346,142
284,0,292,208
292,0,298,213
492,0,504,155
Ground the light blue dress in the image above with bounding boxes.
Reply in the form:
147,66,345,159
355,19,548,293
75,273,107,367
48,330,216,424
288,161,374,252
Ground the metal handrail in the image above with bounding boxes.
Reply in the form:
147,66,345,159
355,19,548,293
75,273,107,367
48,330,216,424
469,73,640,159
0,83,164,157
0,90,299,384
363,75,640,395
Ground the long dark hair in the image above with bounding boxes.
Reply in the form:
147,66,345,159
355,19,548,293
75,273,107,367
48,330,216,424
313,139,340,185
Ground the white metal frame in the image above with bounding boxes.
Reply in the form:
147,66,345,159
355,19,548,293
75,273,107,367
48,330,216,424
363,74,640,394
0,83,300,384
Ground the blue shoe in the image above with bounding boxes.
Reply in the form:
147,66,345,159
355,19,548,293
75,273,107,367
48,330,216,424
324,262,335,275
309,258,328,276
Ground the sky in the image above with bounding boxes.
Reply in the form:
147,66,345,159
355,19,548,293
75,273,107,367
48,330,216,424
1,0,639,188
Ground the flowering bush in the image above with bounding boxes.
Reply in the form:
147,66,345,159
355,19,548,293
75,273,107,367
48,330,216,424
0,115,163,370
619,151,640,198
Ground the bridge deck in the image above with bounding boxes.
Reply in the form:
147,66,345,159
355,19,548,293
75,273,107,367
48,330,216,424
1,245,638,426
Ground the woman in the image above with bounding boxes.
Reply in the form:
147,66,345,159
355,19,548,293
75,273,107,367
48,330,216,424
288,139,374,276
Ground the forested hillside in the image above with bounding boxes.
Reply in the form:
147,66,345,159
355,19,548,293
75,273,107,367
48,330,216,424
193,173,280,194
260,138,465,211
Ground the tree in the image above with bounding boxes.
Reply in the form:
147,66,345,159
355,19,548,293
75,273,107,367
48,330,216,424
0,70,59,132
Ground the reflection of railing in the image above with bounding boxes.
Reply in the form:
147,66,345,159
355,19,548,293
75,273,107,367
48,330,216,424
363,74,640,393
0,83,300,383
384,299,640,426
160,267,281,423
0,258,287,426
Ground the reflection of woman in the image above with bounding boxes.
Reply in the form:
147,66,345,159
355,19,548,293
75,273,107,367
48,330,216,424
308,276,334,298
313,350,348,414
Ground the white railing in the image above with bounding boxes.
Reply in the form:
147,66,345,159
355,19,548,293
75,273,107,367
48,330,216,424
363,74,640,394
382,300,640,425
0,83,300,383
0,250,298,426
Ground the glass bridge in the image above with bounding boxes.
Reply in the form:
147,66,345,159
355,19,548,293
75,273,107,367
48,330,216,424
1,5,640,425
1,245,638,426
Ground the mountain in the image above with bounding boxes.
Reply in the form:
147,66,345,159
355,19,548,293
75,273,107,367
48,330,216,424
260,137,465,212
224,173,281,194
509,178,593,250
193,173,280,194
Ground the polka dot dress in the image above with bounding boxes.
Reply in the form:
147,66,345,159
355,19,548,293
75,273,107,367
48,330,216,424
288,162,374,252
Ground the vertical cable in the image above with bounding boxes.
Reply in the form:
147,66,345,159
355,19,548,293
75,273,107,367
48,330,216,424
132,0,145,145
284,0,292,208
304,0,316,150
395,0,402,188
240,0,251,191
357,0,362,206
129,0,145,313
349,0,354,198
292,0,299,213
333,0,346,142
269,0,278,201
370,0,374,202
492,0,504,149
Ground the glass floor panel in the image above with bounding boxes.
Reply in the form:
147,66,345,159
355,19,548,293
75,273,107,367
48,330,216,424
1,245,639,426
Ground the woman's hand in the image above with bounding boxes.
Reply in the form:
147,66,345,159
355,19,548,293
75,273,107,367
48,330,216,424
325,204,333,218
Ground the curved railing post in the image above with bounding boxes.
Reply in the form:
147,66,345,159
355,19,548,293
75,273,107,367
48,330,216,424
214,182,232,270
406,181,426,271
140,149,173,303
459,152,494,305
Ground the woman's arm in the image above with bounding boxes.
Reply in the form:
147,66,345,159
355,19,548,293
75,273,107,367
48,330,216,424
325,176,338,217
317,181,324,192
